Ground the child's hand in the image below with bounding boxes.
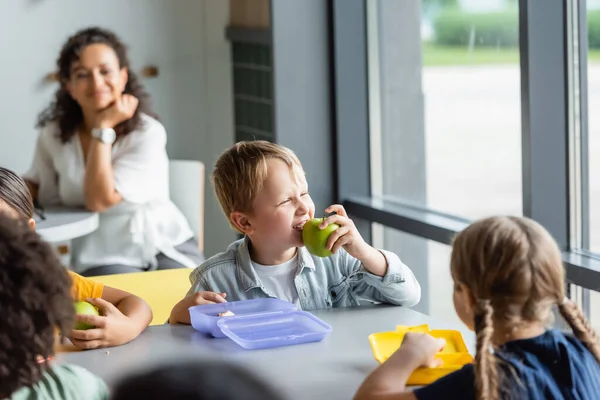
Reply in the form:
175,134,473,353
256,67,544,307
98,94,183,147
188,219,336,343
321,204,390,276
354,333,444,400
391,332,446,368
70,298,142,350
354,332,445,399
169,291,227,325
320,204,370,258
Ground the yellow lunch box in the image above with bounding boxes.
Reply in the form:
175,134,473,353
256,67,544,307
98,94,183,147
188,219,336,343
368,324,473,385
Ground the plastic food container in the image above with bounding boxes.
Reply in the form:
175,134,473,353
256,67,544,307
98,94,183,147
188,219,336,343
217,310,332,350
189,298,332,349
369,324,473,385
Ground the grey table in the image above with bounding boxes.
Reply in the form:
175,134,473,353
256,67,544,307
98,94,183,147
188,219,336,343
36,207,99,243
58,306,474,400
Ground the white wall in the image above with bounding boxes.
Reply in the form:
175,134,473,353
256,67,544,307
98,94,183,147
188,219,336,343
0,0,236,256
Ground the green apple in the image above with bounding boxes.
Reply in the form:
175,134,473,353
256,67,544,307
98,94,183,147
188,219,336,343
302,218,340,257
73,301,99,330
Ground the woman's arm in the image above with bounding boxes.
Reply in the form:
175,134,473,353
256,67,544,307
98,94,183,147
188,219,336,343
83,95,138,212
84,140,123,211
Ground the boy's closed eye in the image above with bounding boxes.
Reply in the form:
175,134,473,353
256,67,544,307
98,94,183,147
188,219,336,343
276,192,309,206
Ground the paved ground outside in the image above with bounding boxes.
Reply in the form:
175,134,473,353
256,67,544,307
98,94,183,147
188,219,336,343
387,63,600,329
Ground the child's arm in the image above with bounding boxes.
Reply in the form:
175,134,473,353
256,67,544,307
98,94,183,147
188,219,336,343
169,291,228,325
320,205,389,276
70,287,152,349
354,333,445,400
321,205,421,306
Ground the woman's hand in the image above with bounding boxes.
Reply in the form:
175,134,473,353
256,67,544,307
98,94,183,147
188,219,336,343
94,94,139,129
70,297,144,350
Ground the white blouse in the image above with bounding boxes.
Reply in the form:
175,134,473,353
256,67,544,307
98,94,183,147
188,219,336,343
24,114,198,273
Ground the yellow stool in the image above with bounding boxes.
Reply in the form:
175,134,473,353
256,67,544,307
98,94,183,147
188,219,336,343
92,268,192,326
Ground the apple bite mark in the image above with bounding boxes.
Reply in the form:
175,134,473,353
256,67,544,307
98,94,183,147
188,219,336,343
293,219,309,231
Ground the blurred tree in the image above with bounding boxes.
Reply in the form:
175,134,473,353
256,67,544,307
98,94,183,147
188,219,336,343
421,0,459,9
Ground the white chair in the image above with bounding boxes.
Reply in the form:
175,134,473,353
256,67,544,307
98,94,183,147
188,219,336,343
168,160,205,253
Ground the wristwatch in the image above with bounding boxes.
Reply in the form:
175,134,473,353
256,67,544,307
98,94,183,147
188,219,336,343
91,127,116,145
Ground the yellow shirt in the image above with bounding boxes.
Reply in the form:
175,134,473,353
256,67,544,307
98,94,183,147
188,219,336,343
68,271,104,301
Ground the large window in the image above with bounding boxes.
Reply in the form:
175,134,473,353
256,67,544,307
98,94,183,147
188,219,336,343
374,225,462,326
579,0,600,330
587,0,600,253
336,0,600,323
368,0,522,221
366,0,522,317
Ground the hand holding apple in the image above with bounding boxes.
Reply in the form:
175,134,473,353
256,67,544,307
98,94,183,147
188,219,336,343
73,301,100,330
306,204,370,259
302,218,340,257
70,297,142,350
310,205,388,276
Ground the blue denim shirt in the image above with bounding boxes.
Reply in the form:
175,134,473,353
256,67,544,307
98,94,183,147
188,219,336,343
188,237,421,310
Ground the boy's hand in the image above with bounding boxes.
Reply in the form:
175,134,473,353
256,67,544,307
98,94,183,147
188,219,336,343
169,291,227,325
320,204,370,258
321,204,389,276
70,298,143,350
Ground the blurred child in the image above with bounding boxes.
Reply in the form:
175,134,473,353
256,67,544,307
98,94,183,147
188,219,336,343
0,214,108,399
0,166,152,349
354,216,600,400
111,361,283,400
170,141,421,324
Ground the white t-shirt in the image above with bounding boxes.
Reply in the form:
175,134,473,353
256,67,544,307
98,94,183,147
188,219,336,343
251,254,300,306
23,114,197,272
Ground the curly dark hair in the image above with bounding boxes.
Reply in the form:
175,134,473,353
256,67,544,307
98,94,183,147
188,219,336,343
36,26,157,143
0,213,74,396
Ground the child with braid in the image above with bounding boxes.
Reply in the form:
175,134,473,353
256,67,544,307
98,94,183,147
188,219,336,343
355,216,600,400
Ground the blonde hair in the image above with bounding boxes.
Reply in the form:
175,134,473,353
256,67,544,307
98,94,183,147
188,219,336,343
451,216,600,400
211,141,303,233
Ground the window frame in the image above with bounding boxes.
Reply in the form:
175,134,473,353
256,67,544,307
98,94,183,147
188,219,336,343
331,0,600,295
